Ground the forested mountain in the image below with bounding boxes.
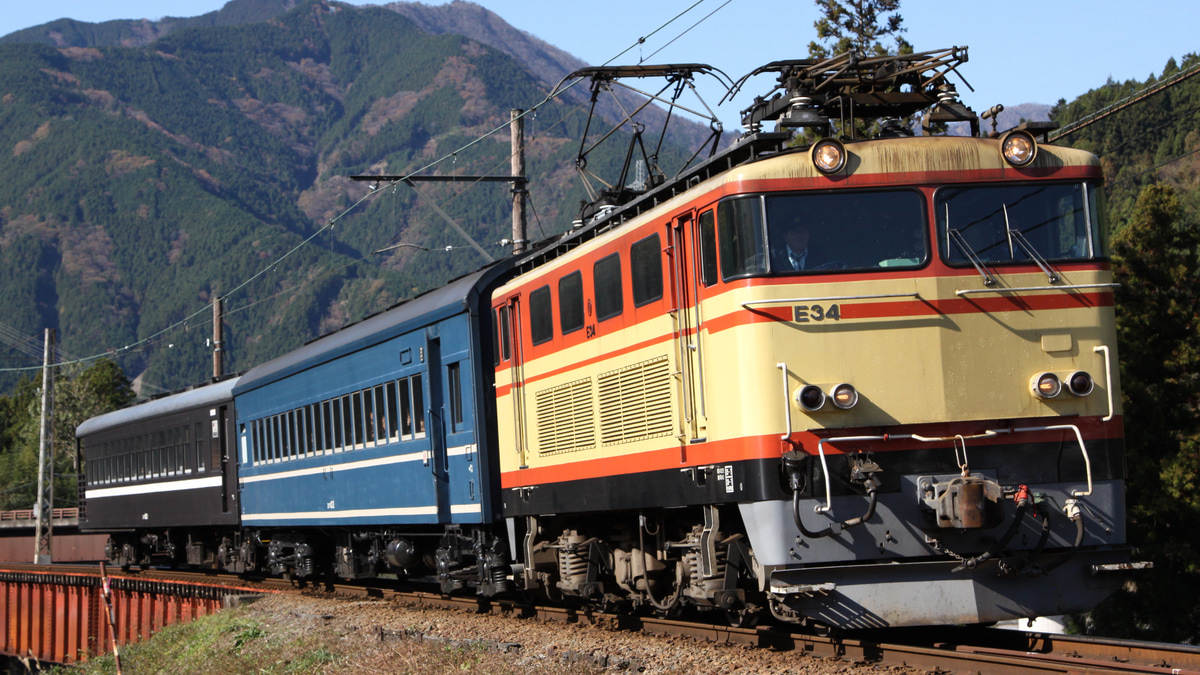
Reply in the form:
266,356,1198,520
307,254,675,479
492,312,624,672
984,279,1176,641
1049,53,1200,643
1052,55,1200,231
0,0,702,395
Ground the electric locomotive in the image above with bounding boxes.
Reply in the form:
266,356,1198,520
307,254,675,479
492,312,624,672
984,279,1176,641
73,48,1133,630
493,49,1132,628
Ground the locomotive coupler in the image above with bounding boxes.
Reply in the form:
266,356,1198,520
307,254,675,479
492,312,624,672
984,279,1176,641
919,473,1004,529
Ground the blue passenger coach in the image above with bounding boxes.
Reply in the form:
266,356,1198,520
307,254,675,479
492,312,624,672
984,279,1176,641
230,262,514,582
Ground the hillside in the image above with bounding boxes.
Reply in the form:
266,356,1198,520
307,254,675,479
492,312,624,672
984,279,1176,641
0,0,692,394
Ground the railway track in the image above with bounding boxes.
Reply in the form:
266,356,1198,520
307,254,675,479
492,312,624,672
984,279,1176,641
11,564,1198,674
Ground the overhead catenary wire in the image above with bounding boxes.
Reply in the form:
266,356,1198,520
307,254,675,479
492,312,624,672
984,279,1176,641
0,0,725,375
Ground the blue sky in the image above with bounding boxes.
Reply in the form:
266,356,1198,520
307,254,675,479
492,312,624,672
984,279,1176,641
1,0,1195,131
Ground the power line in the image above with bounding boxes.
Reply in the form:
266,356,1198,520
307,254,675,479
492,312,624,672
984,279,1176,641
1050,59,1200,142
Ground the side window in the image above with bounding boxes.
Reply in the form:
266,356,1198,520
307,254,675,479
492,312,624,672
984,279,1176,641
718,197,766,280
594,253,623,321
492,308,501,366
631,233,663,307
559,271,584,335
498,306,511,361
412,373,426,436
698,209,718,286
529,285,553,345
448,362,464,430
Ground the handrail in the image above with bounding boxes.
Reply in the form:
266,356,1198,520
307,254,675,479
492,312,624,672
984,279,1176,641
777,363,791,441
956,282,1119,296
1006,424,1093,497
742,292,919,309
813,435,887,515
1094,345,1115,422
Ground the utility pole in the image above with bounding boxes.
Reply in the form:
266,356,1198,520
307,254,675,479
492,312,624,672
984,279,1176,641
510,109,527,255
33,328,55,565
213,295,224,380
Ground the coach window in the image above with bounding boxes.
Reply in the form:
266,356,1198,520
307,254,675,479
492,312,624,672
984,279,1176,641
631,233,664,306
342,395,356,450
322,401,334,452
698,210,718,286
529,285,553,345
360,389,375,446
594,253,623,321
331,398,343,451
413,374,426,436
197,422,207,471
311,404,321,455
374,384,388,444
559,271,584,335
289,410,300,459
448,363,464,431
398,378,413,438
386,382,400,441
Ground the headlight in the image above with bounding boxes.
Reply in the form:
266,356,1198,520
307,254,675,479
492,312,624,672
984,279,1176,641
1000,130,1037,167
830,383,859,410
795,384,826,412
811,138,847,174
1031,372,1062,399
1066,371,1095,396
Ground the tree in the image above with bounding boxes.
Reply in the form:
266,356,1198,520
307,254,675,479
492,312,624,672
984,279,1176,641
808,0,912,60
0,358,133,510
1080,183,1200,642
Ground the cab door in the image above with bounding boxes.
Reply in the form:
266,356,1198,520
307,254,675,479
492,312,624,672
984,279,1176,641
669,213,708,442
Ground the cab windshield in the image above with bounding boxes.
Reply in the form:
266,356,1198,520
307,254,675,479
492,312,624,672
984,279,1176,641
717,190,927,280
936,182,1107,265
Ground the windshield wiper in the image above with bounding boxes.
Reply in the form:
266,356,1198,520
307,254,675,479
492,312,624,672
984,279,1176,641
1004,203,1060,283
945,204,995,286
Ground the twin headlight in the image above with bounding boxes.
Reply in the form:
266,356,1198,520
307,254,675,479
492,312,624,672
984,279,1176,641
1031,371,1095,399
795,383,859,412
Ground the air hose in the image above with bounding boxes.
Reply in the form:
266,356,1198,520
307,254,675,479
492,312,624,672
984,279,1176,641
951,485,1030,573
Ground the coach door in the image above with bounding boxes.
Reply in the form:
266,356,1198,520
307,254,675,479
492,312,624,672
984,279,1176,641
505,297,531,468
670,213,708,442
425,333,450,520
216,404,235,514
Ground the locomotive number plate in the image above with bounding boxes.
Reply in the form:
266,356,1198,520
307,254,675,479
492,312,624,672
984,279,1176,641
793,304,841,323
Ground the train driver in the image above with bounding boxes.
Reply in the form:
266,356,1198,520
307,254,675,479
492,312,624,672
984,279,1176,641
778,221,814,271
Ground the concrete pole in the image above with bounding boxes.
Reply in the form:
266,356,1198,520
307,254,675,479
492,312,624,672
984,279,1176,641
213,295,224,380
510,109,527,255
34,328,54,564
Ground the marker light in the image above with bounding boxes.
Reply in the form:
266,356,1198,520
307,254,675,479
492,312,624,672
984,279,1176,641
1066,371,1095,396
1031,372,1062,399
795,384,826,412
811,138,847,174
1000,130,1037,167
830,383,860,410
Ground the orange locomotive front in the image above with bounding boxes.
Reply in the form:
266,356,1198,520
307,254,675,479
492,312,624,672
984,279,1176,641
491,53,1132,628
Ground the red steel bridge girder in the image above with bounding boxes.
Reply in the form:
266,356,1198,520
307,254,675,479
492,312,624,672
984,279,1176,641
0,569,254,665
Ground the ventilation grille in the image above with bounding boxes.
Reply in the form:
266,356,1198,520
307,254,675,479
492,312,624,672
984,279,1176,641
598,355,674,446
535,377,595,455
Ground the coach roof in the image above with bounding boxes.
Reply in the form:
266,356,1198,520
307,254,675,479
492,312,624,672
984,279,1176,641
75,376,240,439
233,262,513,397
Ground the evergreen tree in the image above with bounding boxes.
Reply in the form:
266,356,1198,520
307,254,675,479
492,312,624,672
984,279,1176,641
1081,183,1200,642
807,0,912,59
